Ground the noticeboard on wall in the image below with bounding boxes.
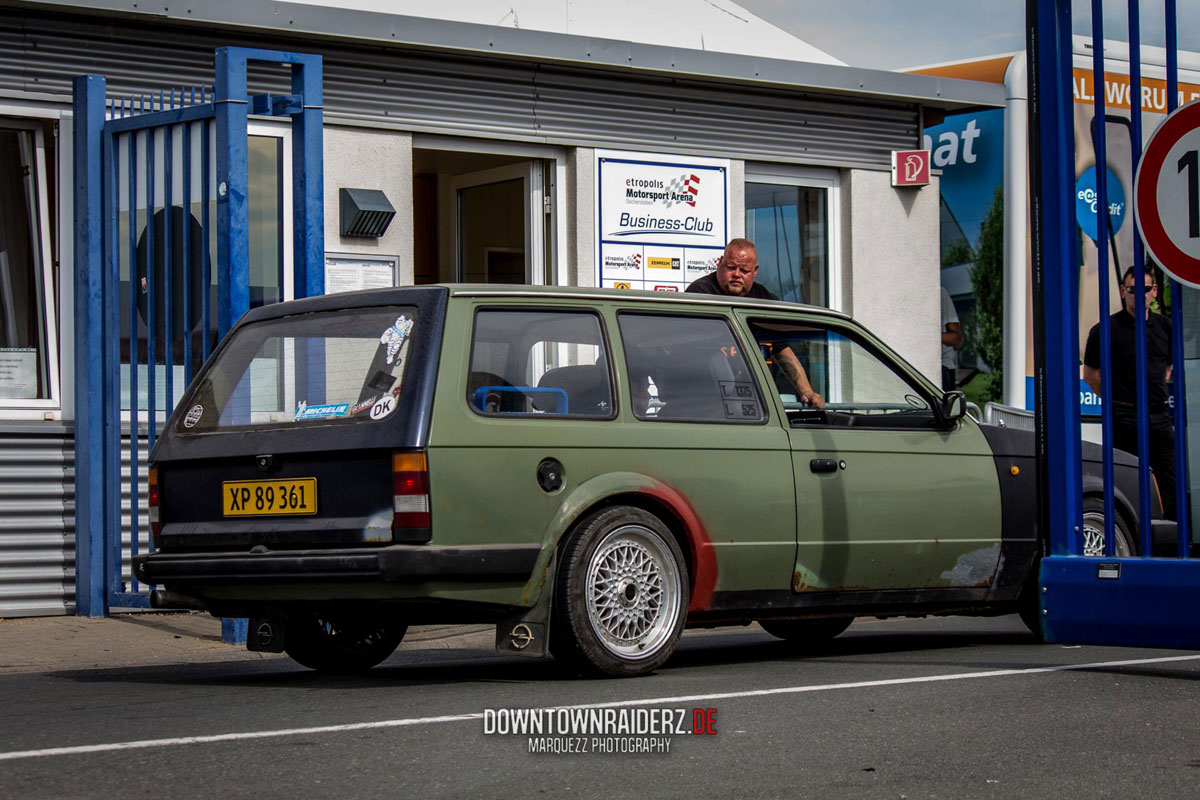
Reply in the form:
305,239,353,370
595,149,729,293
324,253,398,295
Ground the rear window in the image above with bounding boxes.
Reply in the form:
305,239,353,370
177,306,418,433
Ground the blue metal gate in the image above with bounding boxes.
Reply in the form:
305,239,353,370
72,47,325,618
1031,0,1200,645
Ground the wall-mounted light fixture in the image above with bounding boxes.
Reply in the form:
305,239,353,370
340,188,396,238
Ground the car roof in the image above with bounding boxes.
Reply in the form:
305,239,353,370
233,283,852,326
448,284,851,319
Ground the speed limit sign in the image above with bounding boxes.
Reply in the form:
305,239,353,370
1134,99,1200,287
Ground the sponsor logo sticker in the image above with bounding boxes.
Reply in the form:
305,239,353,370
294,401,350,421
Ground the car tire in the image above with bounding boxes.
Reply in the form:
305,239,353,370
758,617,853,643
283,613,407,673
551,506,689,678
1081,496,1136,558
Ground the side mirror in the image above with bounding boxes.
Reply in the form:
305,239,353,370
941,390,967,424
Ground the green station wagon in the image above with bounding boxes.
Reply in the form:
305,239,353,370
135,285,1157,677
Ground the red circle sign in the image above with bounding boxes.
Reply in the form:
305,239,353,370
1134,99,1200,287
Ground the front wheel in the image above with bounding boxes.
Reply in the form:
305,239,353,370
551,506,689,678
283,613,406,673
1081,497,1136,558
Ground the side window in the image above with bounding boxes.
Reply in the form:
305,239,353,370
468,309,614,419
750,321,935,429
618,314,765,424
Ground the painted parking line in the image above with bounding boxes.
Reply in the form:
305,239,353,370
2,652,1198,762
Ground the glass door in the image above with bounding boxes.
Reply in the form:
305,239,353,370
451,162,544,284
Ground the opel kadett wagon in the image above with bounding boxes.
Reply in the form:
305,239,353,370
134,286,1159,677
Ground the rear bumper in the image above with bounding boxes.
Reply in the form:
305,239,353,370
133,543,541,584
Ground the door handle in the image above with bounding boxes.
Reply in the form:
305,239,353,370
810,458,838,474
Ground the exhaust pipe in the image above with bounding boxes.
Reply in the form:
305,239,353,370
150,589,210,611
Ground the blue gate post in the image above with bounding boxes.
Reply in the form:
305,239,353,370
73,75,109,618
212,48,325,643
291,53,325,300
1028,0,1083,571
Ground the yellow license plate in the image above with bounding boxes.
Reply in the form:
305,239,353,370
222,478,317,517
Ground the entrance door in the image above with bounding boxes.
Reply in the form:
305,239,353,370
450,162,545,284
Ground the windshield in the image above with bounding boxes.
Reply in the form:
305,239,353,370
177,306,418,433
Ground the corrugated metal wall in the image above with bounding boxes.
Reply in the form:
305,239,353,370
0,425,156,616
0,426,74,617
118,432,152,604
0,9,919,166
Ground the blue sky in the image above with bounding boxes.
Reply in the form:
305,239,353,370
737,1,1200,70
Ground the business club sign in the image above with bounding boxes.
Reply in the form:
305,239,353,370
596,149,729,292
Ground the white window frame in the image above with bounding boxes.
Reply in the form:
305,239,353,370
744,164,843,312
0,117,60,412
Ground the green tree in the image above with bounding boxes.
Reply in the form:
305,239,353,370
969,186,1004,404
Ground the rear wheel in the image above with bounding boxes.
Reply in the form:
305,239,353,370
283,613,406,673
758,617,853,644
551,506,688,678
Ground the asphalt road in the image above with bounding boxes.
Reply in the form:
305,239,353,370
2,615,1199,799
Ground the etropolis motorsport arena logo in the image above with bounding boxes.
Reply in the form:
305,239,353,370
624,173,701,208
483,705,718,755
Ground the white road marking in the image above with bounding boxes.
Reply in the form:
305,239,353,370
2,652,1198,762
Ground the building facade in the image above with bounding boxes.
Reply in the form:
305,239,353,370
0,0,1002,615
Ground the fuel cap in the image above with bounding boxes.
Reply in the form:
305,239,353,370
537,458,564,493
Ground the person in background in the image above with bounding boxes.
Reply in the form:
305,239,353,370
940,286,963,391
1082,267,1176,521
687,238,824,408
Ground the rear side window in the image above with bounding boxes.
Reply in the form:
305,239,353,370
468,309,614,419
178,306,418,432
618,313,765,424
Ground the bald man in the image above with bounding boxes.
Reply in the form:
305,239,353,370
686,239,824,409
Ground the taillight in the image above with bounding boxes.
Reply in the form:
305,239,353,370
148,466,161,548
392,452,431,539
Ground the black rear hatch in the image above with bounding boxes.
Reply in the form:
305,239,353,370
150,287,447,552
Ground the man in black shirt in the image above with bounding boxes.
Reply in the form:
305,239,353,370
687,239,824,408
1083,267,1176,520
686,238,779,300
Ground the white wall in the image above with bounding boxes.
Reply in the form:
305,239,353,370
840,168,941,383
566,147,595,288
323,125,413,284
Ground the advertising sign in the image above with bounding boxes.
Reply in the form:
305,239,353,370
595,150,729,292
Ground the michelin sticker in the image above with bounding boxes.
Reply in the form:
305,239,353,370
294,401,350,422
369,395,397,421
183,404,204,428
380,315,414,365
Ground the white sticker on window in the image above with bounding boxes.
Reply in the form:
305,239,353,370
380,315,415,365
183,404,204,428
369,395,397,420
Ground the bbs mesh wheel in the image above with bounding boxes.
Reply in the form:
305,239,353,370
551,506,688,678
